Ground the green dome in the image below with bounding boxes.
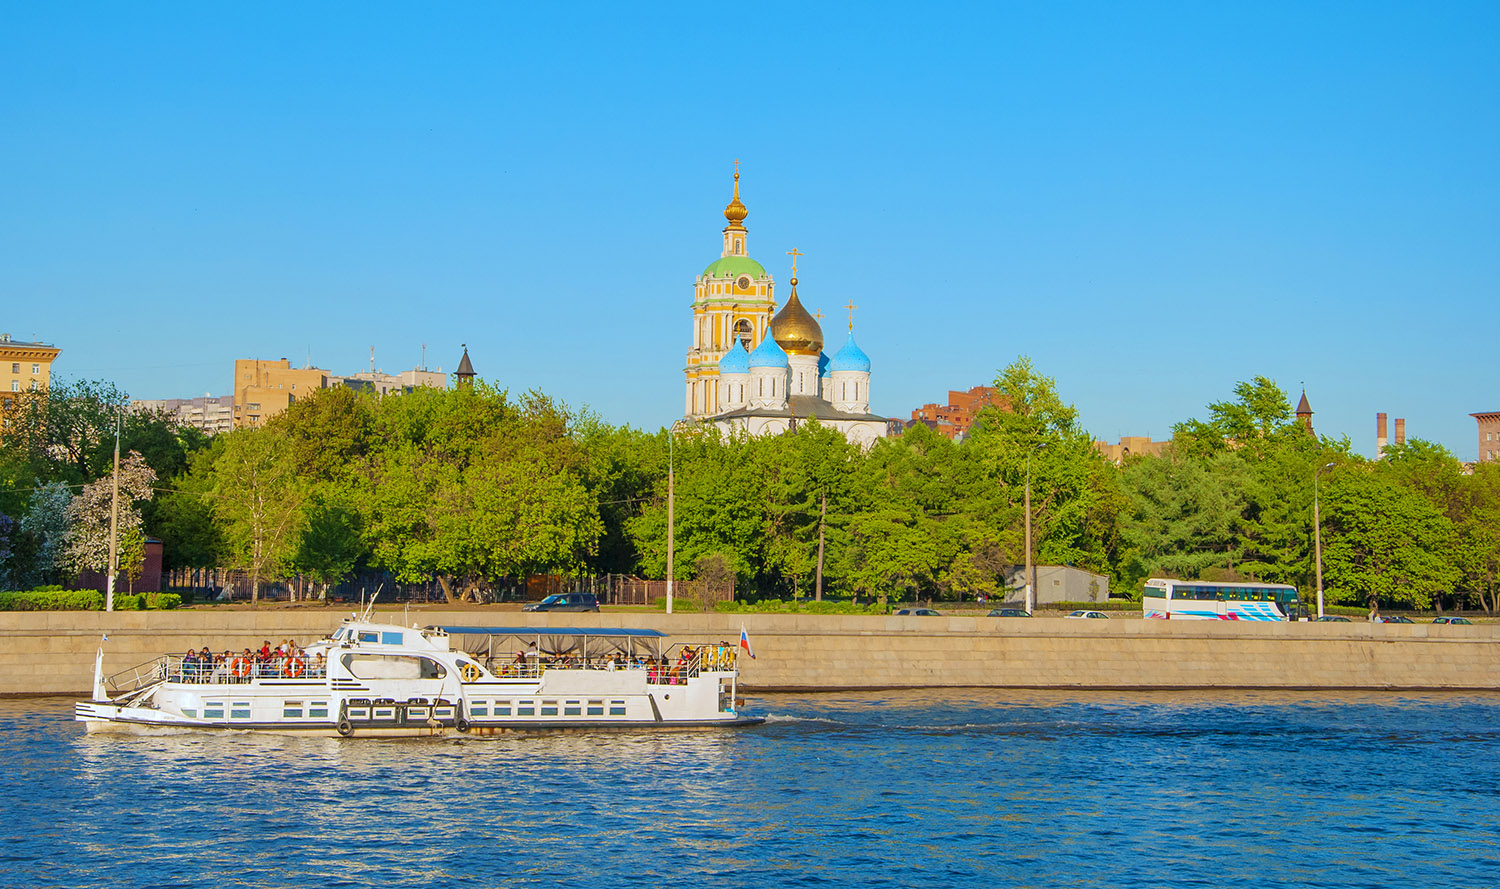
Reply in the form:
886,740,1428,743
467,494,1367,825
702,255,767,279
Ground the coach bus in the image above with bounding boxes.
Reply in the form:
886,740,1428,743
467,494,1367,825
1142,578,1304,621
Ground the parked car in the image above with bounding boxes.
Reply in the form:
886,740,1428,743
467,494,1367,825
987,608,1032,618
1380,615,1415,624
1313,615,1351,622
1064,610,1109,620
1432,616,1473,625
894,608,942,616
523,593,600,613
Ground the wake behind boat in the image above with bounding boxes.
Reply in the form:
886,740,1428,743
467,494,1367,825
75,616,763,736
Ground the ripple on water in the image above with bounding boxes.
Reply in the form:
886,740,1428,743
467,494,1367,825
5,690,1500,888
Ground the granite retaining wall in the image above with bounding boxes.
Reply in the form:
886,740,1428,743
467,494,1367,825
3,610,1498,696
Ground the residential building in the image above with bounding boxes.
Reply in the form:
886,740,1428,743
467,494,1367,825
334,368,446,396
906,385,1004,440
1093,436,1170,463
0,334,60,431
232,359,331,428
131,395,236,435
1474,411,1500,463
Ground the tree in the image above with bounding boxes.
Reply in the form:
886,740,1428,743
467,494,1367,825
17,482,71,588
1119,450,1250,583
60,452,157,593
1321,469,1459,616
364,387,602,602
292,495,366,599
213,428,303,604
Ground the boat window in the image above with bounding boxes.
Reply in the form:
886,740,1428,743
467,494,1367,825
494,703,512,716
341,654,447,680
471,701,488,717
358,631,379,643
587,700,604,716
182,708,197,718
309,701,328,719
540,700,558,717
609,700,626,716
381,632,403,646
517,701,535,716
564,700,581,716
283,701,303,719
231,702,251,719
204,703,224,719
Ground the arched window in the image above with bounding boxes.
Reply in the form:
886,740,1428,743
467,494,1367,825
733,319,752,351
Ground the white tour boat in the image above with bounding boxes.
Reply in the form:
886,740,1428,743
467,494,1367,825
75,615,763,736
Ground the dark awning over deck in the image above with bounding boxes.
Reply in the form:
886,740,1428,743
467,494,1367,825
434,626,668,638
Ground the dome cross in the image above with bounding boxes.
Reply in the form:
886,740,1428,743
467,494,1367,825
844,300,858,331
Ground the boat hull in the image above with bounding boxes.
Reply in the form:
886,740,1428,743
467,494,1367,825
75,701,763,737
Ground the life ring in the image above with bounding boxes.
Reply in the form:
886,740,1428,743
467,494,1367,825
282,656,306,678
459,662,482,683
231,657,251,679
336,717,354,737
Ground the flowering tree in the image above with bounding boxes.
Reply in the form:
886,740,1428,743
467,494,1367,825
61,452,157,594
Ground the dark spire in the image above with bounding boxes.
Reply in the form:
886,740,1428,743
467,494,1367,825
455,344,475,388
1295,388,1314,437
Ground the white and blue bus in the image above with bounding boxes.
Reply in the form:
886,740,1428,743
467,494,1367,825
1142,578,1304,621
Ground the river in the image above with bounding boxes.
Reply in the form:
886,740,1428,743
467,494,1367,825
5,690,1498,888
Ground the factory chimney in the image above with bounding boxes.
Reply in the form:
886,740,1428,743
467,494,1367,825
1395,418,1406,448
1377,412,1388,458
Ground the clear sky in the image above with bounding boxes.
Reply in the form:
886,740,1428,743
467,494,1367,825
3,3,1496,459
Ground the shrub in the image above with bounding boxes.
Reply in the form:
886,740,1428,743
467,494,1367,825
146,592,182,610
0,589,105,611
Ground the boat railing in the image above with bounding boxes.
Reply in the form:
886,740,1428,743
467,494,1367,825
107,658,172,694
157,655,329,685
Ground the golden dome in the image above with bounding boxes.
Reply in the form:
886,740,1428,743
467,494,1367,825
769,277,823,355
723,169,748,229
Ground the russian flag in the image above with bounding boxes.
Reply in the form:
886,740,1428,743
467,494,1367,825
739,623,755,660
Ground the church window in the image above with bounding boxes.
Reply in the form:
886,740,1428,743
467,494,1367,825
734,319,752,350
734,238,743,254
759,378,764,396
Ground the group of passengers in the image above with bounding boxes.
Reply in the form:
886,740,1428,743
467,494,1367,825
487,644,725,684
174,639,325,683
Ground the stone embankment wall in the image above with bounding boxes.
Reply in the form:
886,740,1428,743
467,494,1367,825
3,610,1498,696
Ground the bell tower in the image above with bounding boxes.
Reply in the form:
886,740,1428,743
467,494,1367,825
683,163,777,420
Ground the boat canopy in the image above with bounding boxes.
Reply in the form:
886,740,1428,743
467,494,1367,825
435,626,669,638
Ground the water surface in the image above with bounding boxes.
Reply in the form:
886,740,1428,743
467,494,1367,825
6,690,1498,888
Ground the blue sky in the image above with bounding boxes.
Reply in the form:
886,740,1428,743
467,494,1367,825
3,2,1496,459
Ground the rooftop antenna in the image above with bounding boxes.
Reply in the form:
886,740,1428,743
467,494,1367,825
369,346,376,374
421,342,427,371
305,346,311,370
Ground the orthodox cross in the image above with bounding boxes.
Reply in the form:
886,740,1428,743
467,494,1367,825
786,247,803,278
814,310,826,323
733,158,740,175
844,300,858,331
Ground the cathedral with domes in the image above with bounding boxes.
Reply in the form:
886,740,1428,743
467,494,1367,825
681,167,887,447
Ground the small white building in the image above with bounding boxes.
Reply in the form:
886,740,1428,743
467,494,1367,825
1006,566,1111,605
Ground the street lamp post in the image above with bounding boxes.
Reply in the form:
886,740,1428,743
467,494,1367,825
1313,461,1335,619
1023,444,1046,615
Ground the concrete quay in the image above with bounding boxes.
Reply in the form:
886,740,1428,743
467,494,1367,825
3,610,1498,696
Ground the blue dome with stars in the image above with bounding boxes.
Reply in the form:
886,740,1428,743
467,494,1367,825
828,331,871,373
748,333,788,369
718,340,751,374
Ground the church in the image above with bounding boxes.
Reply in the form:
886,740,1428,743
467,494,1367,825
681,167,887,447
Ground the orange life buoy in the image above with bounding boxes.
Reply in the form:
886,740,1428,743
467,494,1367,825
282,656,306,678
231,657,250,679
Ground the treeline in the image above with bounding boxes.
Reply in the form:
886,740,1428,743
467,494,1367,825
2,361,1496,612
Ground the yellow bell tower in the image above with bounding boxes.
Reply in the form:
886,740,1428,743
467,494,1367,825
683,163,777,420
